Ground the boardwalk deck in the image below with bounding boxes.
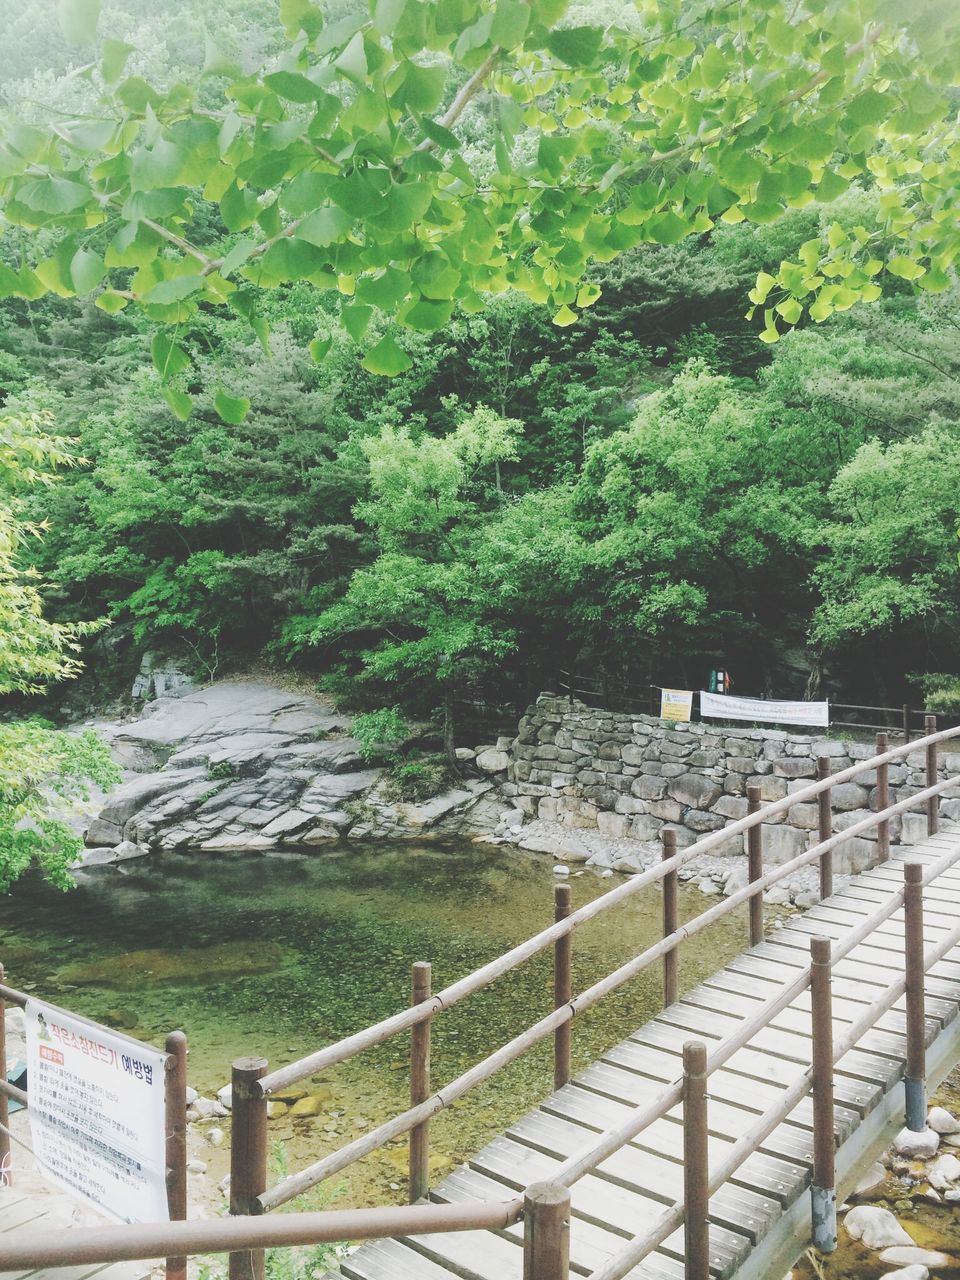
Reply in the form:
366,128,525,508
0,1189,148,1280
342,828,960,1280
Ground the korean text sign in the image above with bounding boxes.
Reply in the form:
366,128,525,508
25,999,169,1223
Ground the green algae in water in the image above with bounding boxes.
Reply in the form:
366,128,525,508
0,843,751,1206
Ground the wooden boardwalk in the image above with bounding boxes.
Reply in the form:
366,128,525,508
343,828,960,1280
0,1188,148,1280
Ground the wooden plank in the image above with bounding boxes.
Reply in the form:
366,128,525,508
507,1110,781,1245
342,1239,466,1280
402,1223,523,1280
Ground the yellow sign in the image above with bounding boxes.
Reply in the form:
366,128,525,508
660,688,693,722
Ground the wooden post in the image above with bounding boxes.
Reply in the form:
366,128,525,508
925,714,939,836
876,733,890,862
409,962,432,1203
522,1182,570,1280
165,1032,188,1280
817,757,833,901
682,1040,709,1280
904,862,927,1131
0,965,9,1188
809,937,837,1253
553,887,572,1090
229,1058,269,1280
662,828,678,1007
902,704,911,744
746,785,763,947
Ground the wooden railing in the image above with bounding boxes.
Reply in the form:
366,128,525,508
2,724,960,1280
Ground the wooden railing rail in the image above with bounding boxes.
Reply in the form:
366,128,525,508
251,728,960,1219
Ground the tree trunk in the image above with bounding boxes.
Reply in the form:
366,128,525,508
443,695,456,768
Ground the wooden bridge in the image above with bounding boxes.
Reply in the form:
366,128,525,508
3,722,960,1280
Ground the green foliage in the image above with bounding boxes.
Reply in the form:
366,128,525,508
352,706,409,761
207,760,238,780
382,755,455,802
916,674,960,717
0,0,958,403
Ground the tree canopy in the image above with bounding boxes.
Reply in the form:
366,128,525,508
1,0,959,417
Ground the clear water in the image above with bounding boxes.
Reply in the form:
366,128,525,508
0,844,752,1207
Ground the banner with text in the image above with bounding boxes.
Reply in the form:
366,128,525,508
699,691,829,728
660,688,694,722
26,999,169,1223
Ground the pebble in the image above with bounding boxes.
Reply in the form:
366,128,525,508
878,1246,951,1268
187,1160,207,1174
552,864,570,876
185,1086,199,1106
206,1127,224,1148
926,1152,960,1189
216,1084,233,1111
878,1267,930,1280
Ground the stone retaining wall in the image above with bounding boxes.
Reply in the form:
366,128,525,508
505,695,958,874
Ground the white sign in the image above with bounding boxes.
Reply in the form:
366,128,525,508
25,999,169,1224
700,691,829,728
660,688,693,722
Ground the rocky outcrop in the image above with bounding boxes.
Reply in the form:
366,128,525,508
80,681,511,860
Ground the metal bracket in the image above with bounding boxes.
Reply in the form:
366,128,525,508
811,1184,837,1253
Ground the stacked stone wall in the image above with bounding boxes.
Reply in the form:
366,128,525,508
506,695,958,874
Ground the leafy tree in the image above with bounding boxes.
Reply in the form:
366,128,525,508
0,411,119,887
0,0,957,415
307,408,523,757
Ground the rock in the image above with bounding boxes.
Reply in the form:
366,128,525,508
553,864,570,876
722,865,749,896
216,1084,232,1111
926,1152,960,1189
854,1162,888,1197
844,1205,915,1249
193,1097,218,1119
455,748,476,762
893,1128,940,1159
289,1094,332,1118
206,1127,224,1147
666,774,721,810
878,1267,929,1280
476,749,510,773
185,1086,199,1106
698,879,721,896
187,1160,207,1174
927,1106,960,1135
878,1247,951,1268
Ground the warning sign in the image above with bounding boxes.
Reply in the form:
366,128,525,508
25,999,169,1223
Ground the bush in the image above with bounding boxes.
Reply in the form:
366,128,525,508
382,755,454,802
916,673,960,716
352,707,409,762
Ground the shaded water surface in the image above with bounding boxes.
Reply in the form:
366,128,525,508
1,843,751,1205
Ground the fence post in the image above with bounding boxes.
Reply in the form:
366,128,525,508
904,862,927,1131
0,965,9,1188
662,827,678,1007
410,962,432,1202
876,732,890,862
165,1031,188,1280
746,785,763,947
810,937,837,1253
554,886,572,1089
523,1181,570,1280
902,704,911,743
229,1058,269,1280
925,714,939,836
817,757,833,901
683,1040,710,1280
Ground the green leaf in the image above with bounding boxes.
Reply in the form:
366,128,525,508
70,248,106,293
844,89,889,128
645,210,690,245
411,253,460,300
220,182,260,233
221,238,257,275
490,0,530,48
396,64,447,114
887,256,925,281
356,267,410,311
151,332,191,379
309,336,332,363
58,0,100,44
399,297,455,330
142,274,205,304
214,390,251,424
101,39,135,84
298,205,353,247
335,32,368,85
361,334,413,376
418,117,461,150
373,0,407,35
545,26,603,67
552,304,578,327
95,290,129,313
279,0,321,38
18,176,91,215
775,297,803,324
816,168,849,202
162,385,193,420
342,303,374,341
374,183,433,234
264,72,328,103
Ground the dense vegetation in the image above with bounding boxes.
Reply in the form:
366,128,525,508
1,0,959,882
